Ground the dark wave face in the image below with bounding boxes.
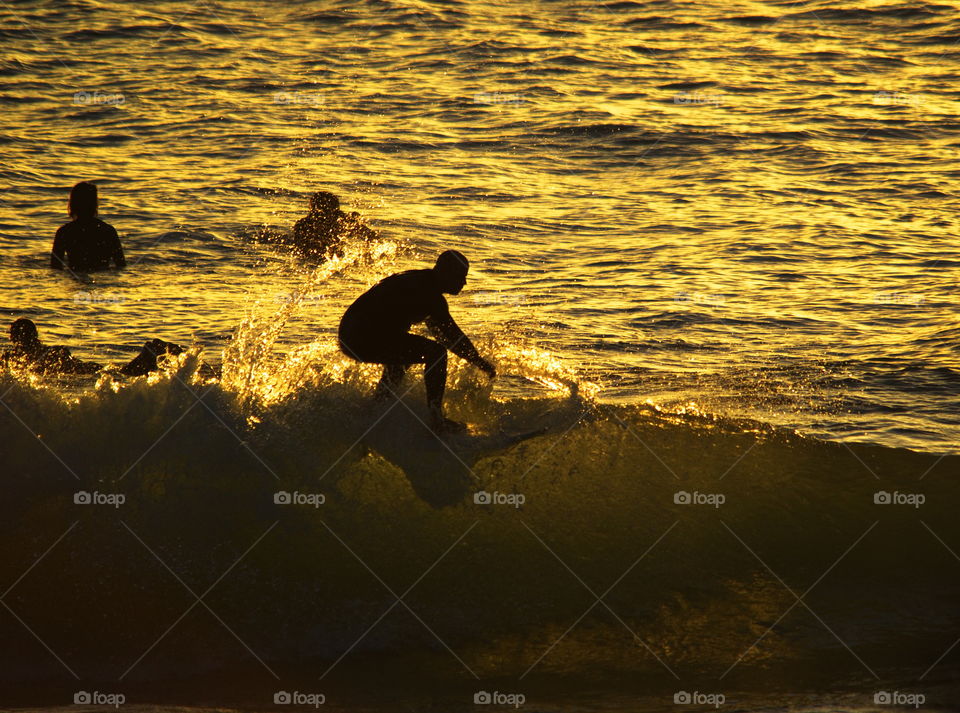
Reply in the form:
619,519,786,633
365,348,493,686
1,355,958,709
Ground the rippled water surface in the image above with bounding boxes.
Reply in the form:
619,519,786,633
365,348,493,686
3,0,959,452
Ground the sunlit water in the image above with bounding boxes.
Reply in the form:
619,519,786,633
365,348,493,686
1,1,960,711
1,0,958,452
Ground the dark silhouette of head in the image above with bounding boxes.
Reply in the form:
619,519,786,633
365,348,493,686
10,318,40,348
309,191,340,215
434,250,469,294
69,181,99,220
145,339,184,359
121,339,185,377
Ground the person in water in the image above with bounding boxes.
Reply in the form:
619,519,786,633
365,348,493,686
291,191,378,258
119,338,219,379
120,338,185,376
51,182,126,272
2,320,212,378
338,250,496,433
1,318,101,375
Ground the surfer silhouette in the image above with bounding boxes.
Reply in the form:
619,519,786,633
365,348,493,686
50,182,126,272
1,318,101,375
338,250,496,433
291,191,378,258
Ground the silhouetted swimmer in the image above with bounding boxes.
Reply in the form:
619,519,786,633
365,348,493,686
51,182,126,272
2,321,218,379
1,318,101,375
120,339,185,377
291,191,378,258
118,338,219,379
338,250,496,433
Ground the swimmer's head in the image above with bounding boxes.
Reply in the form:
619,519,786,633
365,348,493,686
69,181,98,219
10,318,39,347
145,339,184,357
434,250,469,294
141,339,184,368
309,191,340,214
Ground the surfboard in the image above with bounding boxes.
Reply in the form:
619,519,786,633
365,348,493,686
454,424,548,452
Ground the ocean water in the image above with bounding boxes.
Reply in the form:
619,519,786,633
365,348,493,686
1,0,959,710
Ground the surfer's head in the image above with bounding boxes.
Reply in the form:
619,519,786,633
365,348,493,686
10,318,40,348
434,250,469,294
309,191,340,214
68,181,98,220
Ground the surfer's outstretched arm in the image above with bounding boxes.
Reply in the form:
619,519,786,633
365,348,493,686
426,311,496,378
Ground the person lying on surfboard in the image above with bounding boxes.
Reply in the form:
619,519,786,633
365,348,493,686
2,319,218,379
1,318,101,375
338,250,496,434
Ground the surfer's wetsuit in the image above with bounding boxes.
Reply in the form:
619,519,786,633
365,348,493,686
339,268,490,416
51,217,126,272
